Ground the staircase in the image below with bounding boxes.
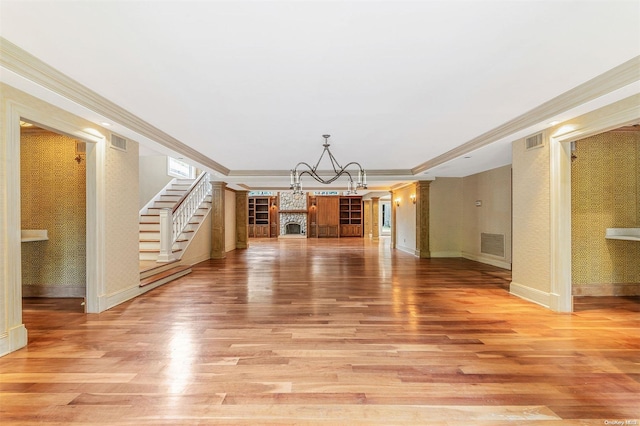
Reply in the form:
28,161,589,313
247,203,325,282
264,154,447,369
138,173,211,287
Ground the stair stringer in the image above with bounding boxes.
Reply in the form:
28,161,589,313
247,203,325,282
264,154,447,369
170,196,212,262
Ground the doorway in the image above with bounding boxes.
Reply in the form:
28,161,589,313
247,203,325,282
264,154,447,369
3,100,107,355
548,99,639,312
20,123,87,310
380,200,391,236
569,126,640,307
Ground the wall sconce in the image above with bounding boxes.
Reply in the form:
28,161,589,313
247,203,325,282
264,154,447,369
410,194,416,204
271,199,277,208
395,198,401,207
74,155,83,164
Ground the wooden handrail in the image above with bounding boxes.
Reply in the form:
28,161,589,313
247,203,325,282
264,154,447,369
171,171,208,214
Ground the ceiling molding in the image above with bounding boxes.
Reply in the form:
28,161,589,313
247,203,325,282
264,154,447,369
228,169,414,177
0,37,230,175
411,55,640,175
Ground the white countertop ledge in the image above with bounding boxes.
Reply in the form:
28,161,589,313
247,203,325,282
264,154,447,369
605,228,640,241
21,229,48,242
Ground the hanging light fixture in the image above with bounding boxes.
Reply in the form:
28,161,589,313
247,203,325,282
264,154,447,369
290,134,367,195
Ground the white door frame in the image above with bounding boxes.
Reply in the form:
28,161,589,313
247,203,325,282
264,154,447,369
549,97,639,312
4,100,107,353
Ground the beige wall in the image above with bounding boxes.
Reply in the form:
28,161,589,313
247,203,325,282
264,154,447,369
20,129,86,296
394,184,417,255
430,177,463,257
181,212,213,265
104,132,140,298
461,165,512,268
429,167,511,269
225,189,237,252
511,130,552,294
571,130,640,290
139,155,173,209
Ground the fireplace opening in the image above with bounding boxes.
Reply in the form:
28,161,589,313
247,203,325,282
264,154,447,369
285,223,301,235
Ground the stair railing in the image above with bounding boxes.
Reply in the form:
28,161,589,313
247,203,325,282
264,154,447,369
158,172,211,262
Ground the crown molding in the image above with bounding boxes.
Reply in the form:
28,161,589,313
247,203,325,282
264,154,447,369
0,37,230,175
412,55,640,175
228,169,414,177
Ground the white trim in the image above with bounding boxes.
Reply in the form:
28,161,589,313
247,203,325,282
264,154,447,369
462,253,511,270
549,94,640,313
0,325,28,357
167,157,195,179
2,102,26,355
510,281,551,308
396,245,419,257
104,269,191,310
430,251,463,258
181,253,211,265
4,99,108,358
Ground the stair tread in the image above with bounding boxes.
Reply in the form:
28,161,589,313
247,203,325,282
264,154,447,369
139,248,183,253
140,239,188,243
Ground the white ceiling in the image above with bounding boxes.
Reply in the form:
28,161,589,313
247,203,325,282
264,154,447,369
1,1,639,192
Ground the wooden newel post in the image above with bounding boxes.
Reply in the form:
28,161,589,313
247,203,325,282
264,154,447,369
157,208,176,263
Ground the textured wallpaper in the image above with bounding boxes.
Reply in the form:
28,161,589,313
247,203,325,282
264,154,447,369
20,128,86,294
511,131,552,293
105,134,140,296
571,130,640,285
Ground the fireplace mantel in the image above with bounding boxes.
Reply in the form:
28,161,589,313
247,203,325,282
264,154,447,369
279,210,308,214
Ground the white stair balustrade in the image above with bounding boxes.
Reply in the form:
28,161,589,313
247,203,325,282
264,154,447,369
139,172,211,262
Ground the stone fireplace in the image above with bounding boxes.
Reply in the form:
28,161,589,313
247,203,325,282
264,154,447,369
279,192,307,237
280,213,307,236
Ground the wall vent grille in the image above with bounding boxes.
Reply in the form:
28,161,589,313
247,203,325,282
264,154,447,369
481,233,505,258
525,133,544,150
110,134,127,152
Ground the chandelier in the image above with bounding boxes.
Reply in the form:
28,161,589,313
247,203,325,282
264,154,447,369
290,135,367,195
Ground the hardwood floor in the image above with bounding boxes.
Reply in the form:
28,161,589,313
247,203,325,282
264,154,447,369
2,238,639,425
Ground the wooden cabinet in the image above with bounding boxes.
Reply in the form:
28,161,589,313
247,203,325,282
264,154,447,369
248,197,274,238
339,197,362,237
310,195,362,238
315,196,340,238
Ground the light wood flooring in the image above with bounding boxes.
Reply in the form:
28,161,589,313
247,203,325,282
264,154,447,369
2,238,639,425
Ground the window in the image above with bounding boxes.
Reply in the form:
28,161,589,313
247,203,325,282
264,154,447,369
167,157,194,179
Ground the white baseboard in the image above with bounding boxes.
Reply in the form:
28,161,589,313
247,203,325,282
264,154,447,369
462,252,511,270
396,245,418,257
510,281,551,309
105,269,191,311
0,323,28,357
179,253,210,266
430,251,462,258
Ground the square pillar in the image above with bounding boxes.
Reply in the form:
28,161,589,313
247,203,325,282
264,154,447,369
416,181,431,258
236,191,249,249
372,197,380,241
210,181,226,259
